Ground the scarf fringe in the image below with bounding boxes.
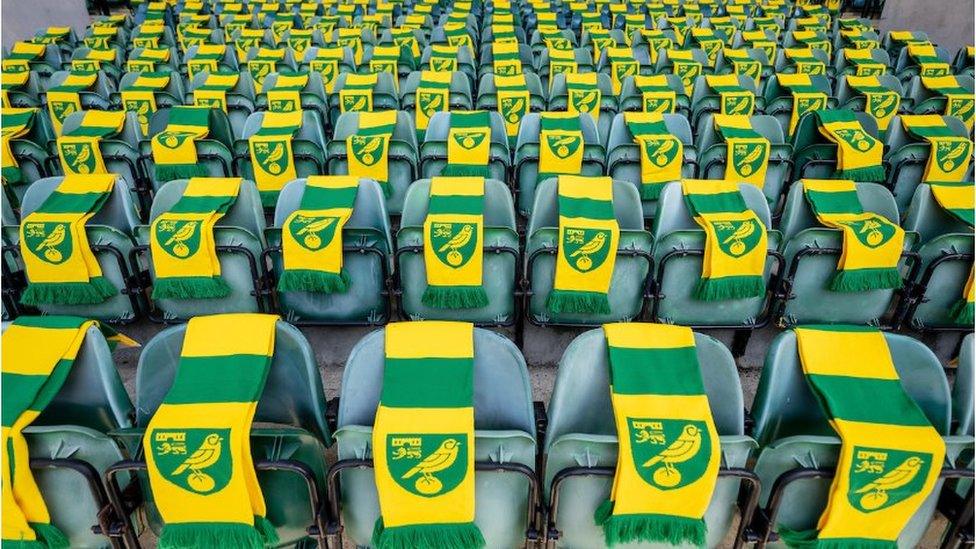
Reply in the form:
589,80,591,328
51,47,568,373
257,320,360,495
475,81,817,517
158,522,267,549
277,268,350,294
777,525,898,549
20,276,117,306
253,515,279,547
950,299,974,325
422,285,489,309
27,522,70,549
694,275,766,301
371,518,486,549
154,163,209,185
442,164,491,178
835,165,886,183
829,268,903,292
546,289,612,314
594,500,707,547
152,276,232,300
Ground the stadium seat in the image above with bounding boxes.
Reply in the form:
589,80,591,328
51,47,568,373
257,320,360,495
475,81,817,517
833,47,892,77
266,177,393,325
299,45,358,92
617,73,689,116
953,46,975,78
255,71,330,127
234,110,329,193
333,326,538,548
70,46,125,83
420,44,477,90
955,333,975,437
790,110,878,180
477,41,536,75
546,72,617,143
524,178,651,326
140,107,237,191
894,43,954,83
544,328,758,548
420,111,512,181
688,74,763,129
186,70,257,138
325,71,399,128
58,110,144,204
396,178,519,324
835,73,904,117
3,42,65,86
2,69,43,108
535,48,594,91
114,70,187,117
182,43,239,76
43,70,116,113
903,74,976,115
399,71,475,125
1,108,57,206
126,46,182,74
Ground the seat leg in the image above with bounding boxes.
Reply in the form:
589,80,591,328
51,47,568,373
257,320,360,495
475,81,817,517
731,329,751,359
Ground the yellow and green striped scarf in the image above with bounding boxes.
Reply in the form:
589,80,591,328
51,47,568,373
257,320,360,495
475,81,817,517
372,321,484,548
634,75,678,114
565,72,601,126
57,110,125,176
724,49,763,87
492,41,523,76
667,49,702,95
444,111,492,178
121,72,170,134
901,115,973,183
607,47,640,95
127,47,171,73
784,47,827,75
428,44,459,73
346,110,396,197
278,175,359,293
689,28,724,66
704,73,755,116
2,69,31,108
132,25,164,49
815,109,886,182
952,267,975,325
144,313,279,549
682,179,767,300
151,106,211,182
248,111,302,206
415,70,452,141
596,322,720,546
70,48,117,73
548,48,579,92
920,75,975,132
309,46,344,93
266,72,309,113
19,174,117,305
846,76,900,131
422,177,488,308
714,114,770,188
339,73,378,113
46,72,98,136
548,175,619,314
193,72,239,113
844,48,887,77
907,43,952,77
1,108,36,184
3,316,136,548
248,48,286,88
391,28,421,65
3,42,45,74
496,73,530,146
777,73,830,137
186,44,226,80
538,112,585,185
802,179,904,292
625,112,683,200
780,325,945,548
150,177,242,299
370,45,401,92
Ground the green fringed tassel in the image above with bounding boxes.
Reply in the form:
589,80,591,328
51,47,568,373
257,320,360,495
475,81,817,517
829,268,902,292
950,299,974,325
593,500,707,547
277,268,351,294
253,515,279,547
835,165,886,183
152,276,232,300
371,518,486,549
2,165,24,185
20,276,117,306
694,275,766,301
154,163,209,185
442,164,491,178
422,285,489,309
158,522,267,549
29,522,69,549
546,289,611,314
777,525,897,549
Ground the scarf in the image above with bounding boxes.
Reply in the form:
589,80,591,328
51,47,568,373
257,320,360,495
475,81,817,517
3,42,45,73
339,73,378,113
588,29,617,65
907,43,952,77
70,49,117,73
791,30,831,58
743,32,777,64
689,28,724,66
492,41,523,75
429,44,459,72
248,48,285,88
444,23,475,58
634,75,678,113
928,182,975,323
19,174,117,306
844,49,887,77
334,28,364,65
193,72,239,113
920,76,975,132
1,108,35,184
596,322,720,547
444,111,492,178
901,115,974,183
287,29,315,56
846,76,901,131
538,112,585,185
391,28,421,65
308,46,345,93
784,47,827,75
422,177,488,308
127,47,170,73
34,26,71,45
150,177,242,300
624,112,683,200
714,114,770,188
724,49,763,87
951,266,975,325
151,106,211,182
496,74,530,146
802,179,904,292
132,25,164,49
46,72,98,136
2,316,136,548
369,45,401,92
1,69,30,108
815,109,886,182
56,110,125,176
777,73,830,137
565,72,601,126
547,175,619,314
346,110,397,197
248,111,302,206
607,47,640,95
371,321,483,549
144,313,280,549
278,175,359,293
704,74,755,116
266,73,309,113
682,179,767,300
120,72,169,134
415,70,452,141
780,325,945,548
186,44,226,80
666,49,702,95
549,48,579,92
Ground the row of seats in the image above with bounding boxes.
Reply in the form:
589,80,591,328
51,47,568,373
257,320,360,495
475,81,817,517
11,317,973,548
2,174,970,335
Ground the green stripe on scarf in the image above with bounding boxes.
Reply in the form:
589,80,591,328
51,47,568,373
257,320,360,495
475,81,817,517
1,108,36,184
624,112,683,200
814,110,886,182
443,111,492,178
422,177,488,309
151,106,211,183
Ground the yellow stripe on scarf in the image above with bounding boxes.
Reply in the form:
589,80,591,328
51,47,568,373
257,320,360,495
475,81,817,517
266,73,309,113
624,112,683,200
121,72,169,134
713,114,770,188
46,72,98,136
565,72,601,126
415,70,452,138
248,111,302,205
777,73,829,136
496,73,530,142
549,48,579,93
908,43,952,77
339,73,378,113
422,177,488,308
492,40,523,75
57,110,126,176
607,47,639,95
901,115,974,183
1,108,36,183
846,75,900,131
193,72,239,113
815,110,886,182
634,75,678,114
346,110,397,196
667,49,702,95
705,73,755,115
921,75,976,132
186,44,226,80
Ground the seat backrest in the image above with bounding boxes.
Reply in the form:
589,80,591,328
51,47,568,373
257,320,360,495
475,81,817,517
607,112,692,151
425,111,509,151
337,327,535,433
901,183,973,244
399,70,472,101
21,175,139,233
652,181,772,237
954,333,974,437
885,114,970,151
779,181,899,241
135,320,330,442
148,107,235,149
752,330,952,446
61,110,142,148
239,110,326,146
695,113,784,150
331,110,418,149
527,177,645,234
514,112,601,150
149,178,266,236
545,328,744,451
46,69,115,98
400,178,516,229
273,177,393,250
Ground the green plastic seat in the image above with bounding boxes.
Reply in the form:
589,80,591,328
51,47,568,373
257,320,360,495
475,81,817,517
595,45,655,78
897,183,974,331
141,107,237,192
688,73,763,130
475,72,548,129
358,43,415,86
695,113,792,211
254,71,330,129
134,178,268,320
903,75,975,116
774,181,916,326
59,110,144,208
113,70,187,114
761,74,836,141
835,73,904,118
524,178,652,325
130,23,178,49
420,44,477,90
325,110,418,215
953,46,974,78
650,180,781,327
111,320,331,547
325,71,399,128
530,28,579,58
4,42,65,85
2,108,56,206
617,73,689,116
396,178,519,324
127,46,182,74
182,42,240,75
266,177,393,324
606,112,695,218
751,329,970,548
334,326,538,548
399,70,474,126
420,111,511,180
955,334,974,437
544,328,757,548
69,46,125,82
833,48,891,77
477,42,536,76
514,113,606,216
43,70,116,112
894,44,953,83
186,70,257,139
883,114,972,213
299,45,358,78
2,69,44,108
653,48,714,76
790,109,877,180
712,47,773,81
535,48,595,91
234,110,328,191
547,72,618,146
